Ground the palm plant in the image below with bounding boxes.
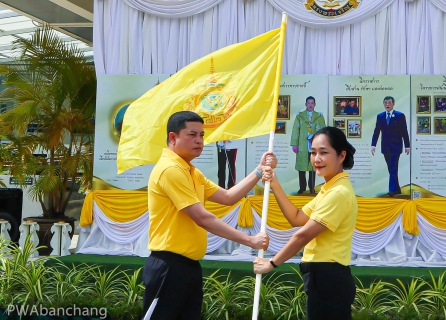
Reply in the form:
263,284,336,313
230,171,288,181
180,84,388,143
202,270,252,320
387,278,437,319
424,270,446,317
88,266,126,306
0,237,13,308
242,273,291,320
121,267,145,306
353,278,393,316
13,261,54,306
108,268,144,320
0,25,96,218
45,262,93,308
0,236,53,311
279,267,306,320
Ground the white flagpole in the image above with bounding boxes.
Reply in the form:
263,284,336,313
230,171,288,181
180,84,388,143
252,12,287,320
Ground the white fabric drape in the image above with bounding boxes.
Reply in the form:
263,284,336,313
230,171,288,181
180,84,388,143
267,0,396,28
429,0,446,11
205,204,239,253
251,208,300,254
76,219,150,256
120,0,397,27
76,200,446,266
418,214,446,257
352,215,402,256
94,0,446,75
92,203,149,244
121,0,224,18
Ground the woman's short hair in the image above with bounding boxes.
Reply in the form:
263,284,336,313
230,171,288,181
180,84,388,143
312,126,356,170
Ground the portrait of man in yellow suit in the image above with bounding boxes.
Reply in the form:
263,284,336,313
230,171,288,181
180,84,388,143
290,96,326,194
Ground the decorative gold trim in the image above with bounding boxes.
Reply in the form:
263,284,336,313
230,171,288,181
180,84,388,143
92,176,148,191
349,0,360,9
304,0,315,10
323,2,340,8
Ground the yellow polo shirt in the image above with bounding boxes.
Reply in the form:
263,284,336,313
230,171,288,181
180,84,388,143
301,172,358,266
148,148,219,260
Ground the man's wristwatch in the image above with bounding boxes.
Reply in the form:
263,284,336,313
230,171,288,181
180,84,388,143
269,258,278,268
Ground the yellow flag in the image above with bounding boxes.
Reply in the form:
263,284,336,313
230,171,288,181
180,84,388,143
117,23,286,174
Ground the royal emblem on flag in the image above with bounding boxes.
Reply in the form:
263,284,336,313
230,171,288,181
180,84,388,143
304,0,360,18
184,58,238,129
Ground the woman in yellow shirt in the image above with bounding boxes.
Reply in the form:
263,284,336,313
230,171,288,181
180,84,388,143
254,126,358,320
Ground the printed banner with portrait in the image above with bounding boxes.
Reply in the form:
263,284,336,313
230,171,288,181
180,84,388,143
246,75,329,195
410,75,446,198
329,76,411,198
94,74,446,198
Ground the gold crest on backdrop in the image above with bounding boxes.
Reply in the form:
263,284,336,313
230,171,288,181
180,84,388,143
304,0,360,18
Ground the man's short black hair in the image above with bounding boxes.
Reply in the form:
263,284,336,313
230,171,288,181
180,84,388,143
306,96,316,103
383,96,395,103
166,111,204,144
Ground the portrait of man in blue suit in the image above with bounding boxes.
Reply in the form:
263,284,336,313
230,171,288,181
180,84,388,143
371,96,410,197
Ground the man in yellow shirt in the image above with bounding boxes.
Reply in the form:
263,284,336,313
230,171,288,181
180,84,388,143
142,111,272,320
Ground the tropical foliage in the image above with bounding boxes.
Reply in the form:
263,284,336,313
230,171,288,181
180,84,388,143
0,25,96,218
0,238,445,319
0,238,144,319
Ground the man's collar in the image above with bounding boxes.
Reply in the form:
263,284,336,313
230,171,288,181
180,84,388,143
162,148,194,171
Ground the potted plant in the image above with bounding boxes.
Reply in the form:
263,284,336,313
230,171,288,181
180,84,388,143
0,25,96,254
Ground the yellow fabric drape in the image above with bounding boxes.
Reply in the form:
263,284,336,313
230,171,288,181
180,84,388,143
249,195,313,230
415,198,446,229
80,190,446,236
238,198,254,228
80,192,94,228
80,191,243,228
355,198,407,233
80,190,148,228
402,200,419,235
205,201,240,219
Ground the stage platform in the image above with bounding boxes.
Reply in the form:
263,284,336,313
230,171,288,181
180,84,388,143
53,254,446,287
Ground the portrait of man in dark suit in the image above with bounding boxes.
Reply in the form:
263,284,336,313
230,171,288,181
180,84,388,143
344,98,360,115
371,96,410,197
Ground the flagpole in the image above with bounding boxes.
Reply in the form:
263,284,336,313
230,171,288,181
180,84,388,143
252,12,287,320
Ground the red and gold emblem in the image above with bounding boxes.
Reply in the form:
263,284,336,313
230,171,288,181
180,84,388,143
304,0,360,18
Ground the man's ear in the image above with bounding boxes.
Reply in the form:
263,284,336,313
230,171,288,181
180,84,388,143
168,132,176,145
